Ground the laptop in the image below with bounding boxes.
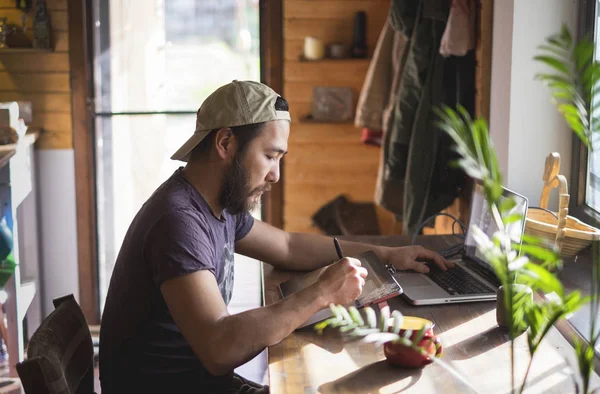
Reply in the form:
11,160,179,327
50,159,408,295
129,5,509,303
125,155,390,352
393,182,528,305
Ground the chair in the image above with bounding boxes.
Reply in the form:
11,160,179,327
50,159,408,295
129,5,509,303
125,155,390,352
16,294,95,394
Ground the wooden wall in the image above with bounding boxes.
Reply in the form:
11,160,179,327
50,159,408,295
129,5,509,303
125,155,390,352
0,0,72,149
282,0,394,234
282,0,493,236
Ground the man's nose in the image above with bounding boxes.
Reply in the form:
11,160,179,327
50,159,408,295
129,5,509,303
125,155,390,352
266,162,280,183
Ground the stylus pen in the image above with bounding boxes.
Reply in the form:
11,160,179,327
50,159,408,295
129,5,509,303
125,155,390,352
333,237,344,259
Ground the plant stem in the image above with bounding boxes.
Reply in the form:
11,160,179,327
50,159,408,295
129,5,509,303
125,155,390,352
519,355,535,394
511,338,515,394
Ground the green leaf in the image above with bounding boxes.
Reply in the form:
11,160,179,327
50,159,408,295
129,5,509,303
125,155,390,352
503,213,523,226
339,306,354,325
520,243,560,263
534,55,570,74
349,327,381,337
510,287,532,333
519,262,564,296
379,305,390,333
391,310,404,334
348,306,365,326
574,339,595,394
498,197,517,214
412,326,428,344
339,323,358,333
365,306,377,329
331,304,343,321
574,39,594,71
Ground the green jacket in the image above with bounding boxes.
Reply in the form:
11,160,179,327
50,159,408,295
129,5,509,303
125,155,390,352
377,0,469,234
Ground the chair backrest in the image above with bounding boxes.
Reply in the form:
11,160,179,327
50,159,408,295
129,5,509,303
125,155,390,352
16,294,95,394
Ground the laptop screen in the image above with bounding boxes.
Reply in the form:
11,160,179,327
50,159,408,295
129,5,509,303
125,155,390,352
464,182,529,268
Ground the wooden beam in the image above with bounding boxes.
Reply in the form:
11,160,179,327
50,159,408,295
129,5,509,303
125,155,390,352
260,0,284,228
68,0,99,324
475,0,494,121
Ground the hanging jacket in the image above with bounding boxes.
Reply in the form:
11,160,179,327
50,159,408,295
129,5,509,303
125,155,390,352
354,18,407,133
440,0,476,57
377,0,473,234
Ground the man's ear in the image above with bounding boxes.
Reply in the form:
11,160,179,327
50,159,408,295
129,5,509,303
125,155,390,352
214,127,234,160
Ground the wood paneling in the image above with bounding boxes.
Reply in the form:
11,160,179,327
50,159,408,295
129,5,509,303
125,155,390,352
285,1,389,19
53,30,69,51
282,0,391,234
476,0,493,121
285,80,365,102
0,72,71,92
69,0,99,324
0,9,69,30
0,0,73,149
289,123,369,143
0,0,67,9
284,18,385,57
261,0,285,228
0,53,70,72
285,59,371,83
0,92,71,113
30,113,72,149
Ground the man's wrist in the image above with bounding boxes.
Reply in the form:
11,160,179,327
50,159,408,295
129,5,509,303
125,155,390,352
376,246,392,264
310,281,330,310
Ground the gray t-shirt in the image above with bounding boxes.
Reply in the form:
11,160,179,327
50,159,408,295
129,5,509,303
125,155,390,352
99,168,254,393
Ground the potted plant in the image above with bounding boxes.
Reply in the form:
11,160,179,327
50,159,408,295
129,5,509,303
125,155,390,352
534,24,600,394
314,23,599,394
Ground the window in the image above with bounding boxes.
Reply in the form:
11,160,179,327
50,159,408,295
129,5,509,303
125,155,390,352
572,0,600,227
91,0,260,313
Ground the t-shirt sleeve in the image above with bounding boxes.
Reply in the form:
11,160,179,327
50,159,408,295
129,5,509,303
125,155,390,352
234,212,254,241
144,209,216,287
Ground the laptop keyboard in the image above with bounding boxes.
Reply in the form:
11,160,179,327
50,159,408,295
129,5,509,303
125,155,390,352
427,264,495,295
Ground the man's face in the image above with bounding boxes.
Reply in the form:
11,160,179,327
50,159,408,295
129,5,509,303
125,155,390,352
219,120,289,215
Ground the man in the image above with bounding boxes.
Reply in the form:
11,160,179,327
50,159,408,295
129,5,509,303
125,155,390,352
99,80,452,394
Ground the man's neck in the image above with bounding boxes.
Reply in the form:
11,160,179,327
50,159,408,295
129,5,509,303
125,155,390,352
182,161,224,219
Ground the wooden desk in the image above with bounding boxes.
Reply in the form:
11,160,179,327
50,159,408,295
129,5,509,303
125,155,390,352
262,235,600,394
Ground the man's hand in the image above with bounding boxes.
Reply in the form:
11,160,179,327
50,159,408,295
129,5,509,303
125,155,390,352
315,257,368,306
383,246,454,273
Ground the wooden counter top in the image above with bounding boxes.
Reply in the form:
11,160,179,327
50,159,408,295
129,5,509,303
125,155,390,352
262,235,600,393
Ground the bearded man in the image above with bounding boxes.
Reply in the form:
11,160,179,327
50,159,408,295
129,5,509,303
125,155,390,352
99,80,451,394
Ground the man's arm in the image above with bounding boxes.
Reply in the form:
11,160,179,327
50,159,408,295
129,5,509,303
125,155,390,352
236,220,452,272
161,257,367,376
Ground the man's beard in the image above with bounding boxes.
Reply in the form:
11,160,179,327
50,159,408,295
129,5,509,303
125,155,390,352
219,154,267,215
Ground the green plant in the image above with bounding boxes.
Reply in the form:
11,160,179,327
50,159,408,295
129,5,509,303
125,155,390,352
435,105,588,394
535,24,600,394
315,303,477,392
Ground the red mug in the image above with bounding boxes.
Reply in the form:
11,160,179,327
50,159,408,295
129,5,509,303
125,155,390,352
383,316,443,368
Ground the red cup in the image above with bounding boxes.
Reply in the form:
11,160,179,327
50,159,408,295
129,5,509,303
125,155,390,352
383,317,443,368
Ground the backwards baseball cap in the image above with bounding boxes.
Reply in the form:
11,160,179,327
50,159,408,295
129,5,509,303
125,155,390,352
171,80,291,162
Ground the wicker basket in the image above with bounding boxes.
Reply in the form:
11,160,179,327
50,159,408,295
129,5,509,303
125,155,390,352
523,152,600,258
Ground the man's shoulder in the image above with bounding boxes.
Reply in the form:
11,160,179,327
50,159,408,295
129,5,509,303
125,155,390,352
143,177,208,221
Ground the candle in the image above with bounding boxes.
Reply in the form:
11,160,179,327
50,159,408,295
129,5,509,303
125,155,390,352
303,37,325,60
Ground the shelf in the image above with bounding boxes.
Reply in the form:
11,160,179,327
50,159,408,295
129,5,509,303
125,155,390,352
0,47,53,54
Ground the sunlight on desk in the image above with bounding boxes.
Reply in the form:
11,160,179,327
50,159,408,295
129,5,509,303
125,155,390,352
263,236,600,394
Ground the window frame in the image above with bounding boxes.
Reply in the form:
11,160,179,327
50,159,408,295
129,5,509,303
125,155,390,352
571,0,600,229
